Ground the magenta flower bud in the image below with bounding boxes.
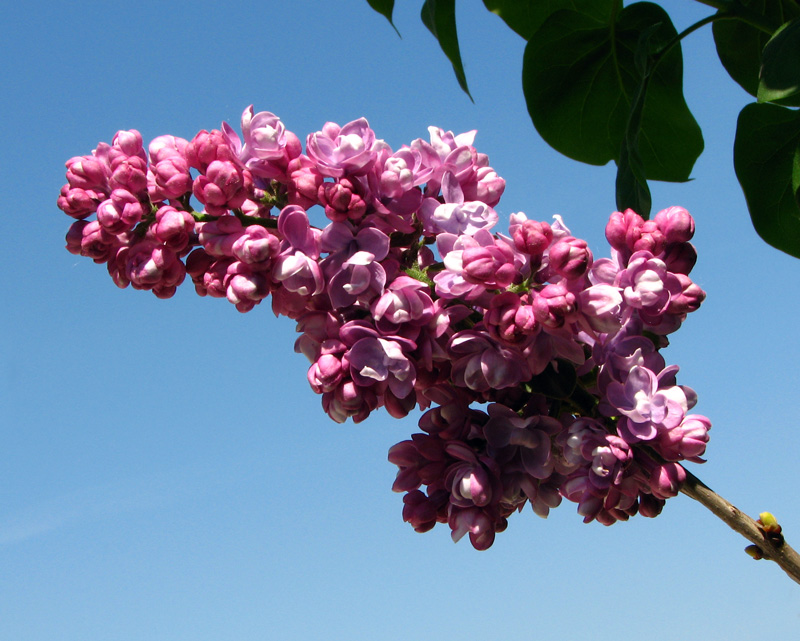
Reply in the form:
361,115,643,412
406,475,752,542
96,189,146,234
198,215,245,257
461,243,516,289
121,241,185,291
112,130,145,158
109,155,148,195
308,353,344,393
65,155,109,190
662,241,698,275
57,185,101,219
549,236,592,280
630,220,666,255
655,206,695,243
185,129,238,172
649,462,686,499
79,220,118,262
401,490,443,533
656,415,711,461
225,261,270,312
485,292,532,344
192,160,252,215
150,156,192,200
153,205,195,251
231,226,280,265
513,219,553,258
605,209,643,252
449,507,495,550
532,283,576,329
317,179,367,222
287,156,324,209
148,135,189,164
666,274,706,314
65,220,90,255
464,165,505,207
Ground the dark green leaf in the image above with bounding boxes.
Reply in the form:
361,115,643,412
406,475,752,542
713,0,800,104
366,0,400,36
421,0,473,100
759,19,800,102
734,102,800,258
481,0,611,41
615,26,659,218
522,2,703,182
616,141,652,218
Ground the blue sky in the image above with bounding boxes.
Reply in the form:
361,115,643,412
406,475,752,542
2,1,800,639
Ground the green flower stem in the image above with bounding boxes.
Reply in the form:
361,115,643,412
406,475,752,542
680,468,800,585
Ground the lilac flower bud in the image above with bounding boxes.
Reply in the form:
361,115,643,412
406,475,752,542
463,165,505,207
79,220,118,263
605,209,643,252
401,490,445,533
193,161,253,215
461,242,516,289
117,241,185,297
662,242,697,275
225,261,270,312
321,379,379,423
666,274,706,314
112,130,145,159
57,185,102,219
449,506,496,550
549,236,592,280
649,462,686,499
65,220,90,255
656,415,711,462
532,283,576,329
149,155,192,201
287,156,324,209
308,353,344,394
185,129,238,172
654,206,694,243
152,205,195,252
148,135,189,164
96,189,146,234
109,155,148,195
65,154,109,190
484,292,535,344
231,226,280,265
513,219,553,258
198,216,245,257
317,178,367,222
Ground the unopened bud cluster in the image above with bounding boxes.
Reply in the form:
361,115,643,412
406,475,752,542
59,106,711,549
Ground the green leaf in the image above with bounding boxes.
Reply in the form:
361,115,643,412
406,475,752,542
421,0,473,101
734,102,800,258
522,1,703,183
366,0,401,37
713,0,800,104
615,25,661,218
481,0,611,41
758,19,800,102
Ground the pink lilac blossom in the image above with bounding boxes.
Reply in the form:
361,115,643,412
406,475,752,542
58,109,711,551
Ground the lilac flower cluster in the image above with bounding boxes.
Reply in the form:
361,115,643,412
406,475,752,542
58,107,710,549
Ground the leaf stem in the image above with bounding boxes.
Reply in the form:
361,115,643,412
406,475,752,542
680,468,800,585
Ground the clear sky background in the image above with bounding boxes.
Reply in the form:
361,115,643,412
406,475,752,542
2,1,800,639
